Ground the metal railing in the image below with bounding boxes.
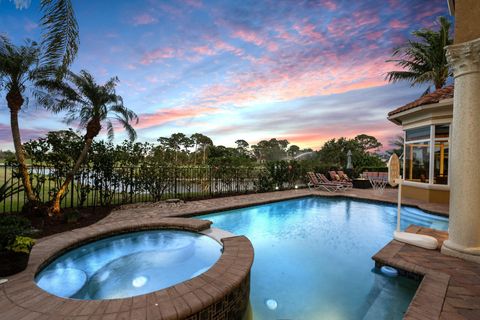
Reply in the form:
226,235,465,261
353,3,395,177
0,164,267,213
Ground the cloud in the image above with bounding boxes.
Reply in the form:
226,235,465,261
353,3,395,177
140,47,176,64
132,13,158,26
0,123,47,144
137,106,221,130
389,19,409,30
231,28,279,52
23,19,37,32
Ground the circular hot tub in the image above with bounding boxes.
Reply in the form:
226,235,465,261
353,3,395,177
35,230,222,300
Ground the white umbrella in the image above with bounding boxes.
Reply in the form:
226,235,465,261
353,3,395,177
346,150,353,169
387,154,438,250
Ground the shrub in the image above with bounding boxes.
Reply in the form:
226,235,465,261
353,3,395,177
0,215,32,251
6,236,35,254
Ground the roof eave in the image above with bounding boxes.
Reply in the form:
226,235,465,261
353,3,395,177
387,98,454,125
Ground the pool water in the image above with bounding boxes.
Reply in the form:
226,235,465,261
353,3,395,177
200,197,448,320
35,230,222,300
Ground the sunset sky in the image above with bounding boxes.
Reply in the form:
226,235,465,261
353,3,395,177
0,0,450,150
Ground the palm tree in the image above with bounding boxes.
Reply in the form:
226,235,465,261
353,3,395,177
0,0,79,208
38,70,138,216
0,38,41,203
386,16,453,94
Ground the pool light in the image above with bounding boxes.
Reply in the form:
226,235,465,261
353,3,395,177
132,276,148,287
265,298,278,310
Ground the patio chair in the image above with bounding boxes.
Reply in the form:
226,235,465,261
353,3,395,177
336,171,352,182
307,172,344,192
368,172,388,193
318,173,352,190
328,171,341,181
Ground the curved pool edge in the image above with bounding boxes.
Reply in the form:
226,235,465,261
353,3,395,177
1,217,254,320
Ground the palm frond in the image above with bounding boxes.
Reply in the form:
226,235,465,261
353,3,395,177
40,0,79,75
385,16,453,91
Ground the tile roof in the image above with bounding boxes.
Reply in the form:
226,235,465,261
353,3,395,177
388,85,454,117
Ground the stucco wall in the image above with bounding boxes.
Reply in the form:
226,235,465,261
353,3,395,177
403,185,450,204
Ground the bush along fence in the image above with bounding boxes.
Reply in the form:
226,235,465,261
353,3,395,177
0,162,306,214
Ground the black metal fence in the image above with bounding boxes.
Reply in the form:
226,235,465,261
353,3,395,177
0,164,268,213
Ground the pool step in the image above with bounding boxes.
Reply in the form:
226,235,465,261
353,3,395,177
362,281,408,320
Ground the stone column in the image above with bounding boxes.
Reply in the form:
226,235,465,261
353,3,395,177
441,37,480,263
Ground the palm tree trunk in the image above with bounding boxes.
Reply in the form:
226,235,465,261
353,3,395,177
7,89,37,202
50,137,93,216
50,118,101,216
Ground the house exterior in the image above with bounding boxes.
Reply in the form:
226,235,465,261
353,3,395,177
388,86,453,204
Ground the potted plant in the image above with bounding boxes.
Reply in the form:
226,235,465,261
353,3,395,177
0,215,35,276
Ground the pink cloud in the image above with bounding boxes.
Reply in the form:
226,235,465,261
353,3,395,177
137,106,220,129
323,0,337,11
328,11,380,38
132,13,158,26
214,40,244,56
146,75,160,84
231,29,279,52
366,31,384,41
293,23,327,45
140,47,176,64
284,124,401,150
232,29,264,46
389,19,409,30
192,45,217,56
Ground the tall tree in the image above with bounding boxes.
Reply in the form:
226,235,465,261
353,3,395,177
0,39,40,202
385,16,452,94
38,70,138,215
158,133,191,163
354,134,382,153
386,135,405,157
191,133,212,164
0,0,79,207
287,145,300,158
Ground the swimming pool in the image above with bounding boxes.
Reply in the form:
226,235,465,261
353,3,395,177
200,196,448,320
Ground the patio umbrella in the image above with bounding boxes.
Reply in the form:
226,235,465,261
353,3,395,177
346,150,353,169
387,154,438,250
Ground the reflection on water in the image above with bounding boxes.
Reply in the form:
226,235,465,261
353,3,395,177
35,230,222,300
201,197,448,320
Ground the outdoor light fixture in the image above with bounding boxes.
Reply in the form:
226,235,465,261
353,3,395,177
132,276,148,288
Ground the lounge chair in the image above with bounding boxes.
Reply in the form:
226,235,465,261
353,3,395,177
364,171,388,192
318,173,352,190
307,172,344,192
337,170,352,182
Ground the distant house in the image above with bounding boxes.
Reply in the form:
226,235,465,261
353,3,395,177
388,86,453,204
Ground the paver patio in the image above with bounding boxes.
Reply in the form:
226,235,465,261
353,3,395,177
3,188,471,320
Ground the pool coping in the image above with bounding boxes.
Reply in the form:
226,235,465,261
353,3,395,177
372,225,480,320
0,189,450,319
107,189,448,225
0,217,254,320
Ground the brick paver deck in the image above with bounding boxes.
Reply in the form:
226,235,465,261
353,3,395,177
1,188,457,319
0,218,253,320
373,226,480,320
102,188,448,227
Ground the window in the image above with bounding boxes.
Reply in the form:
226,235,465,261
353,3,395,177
434,141,449,184
434,125,449,184
406,126,430,141
435,124,449,139
404,124,450,185
405,142,430,182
